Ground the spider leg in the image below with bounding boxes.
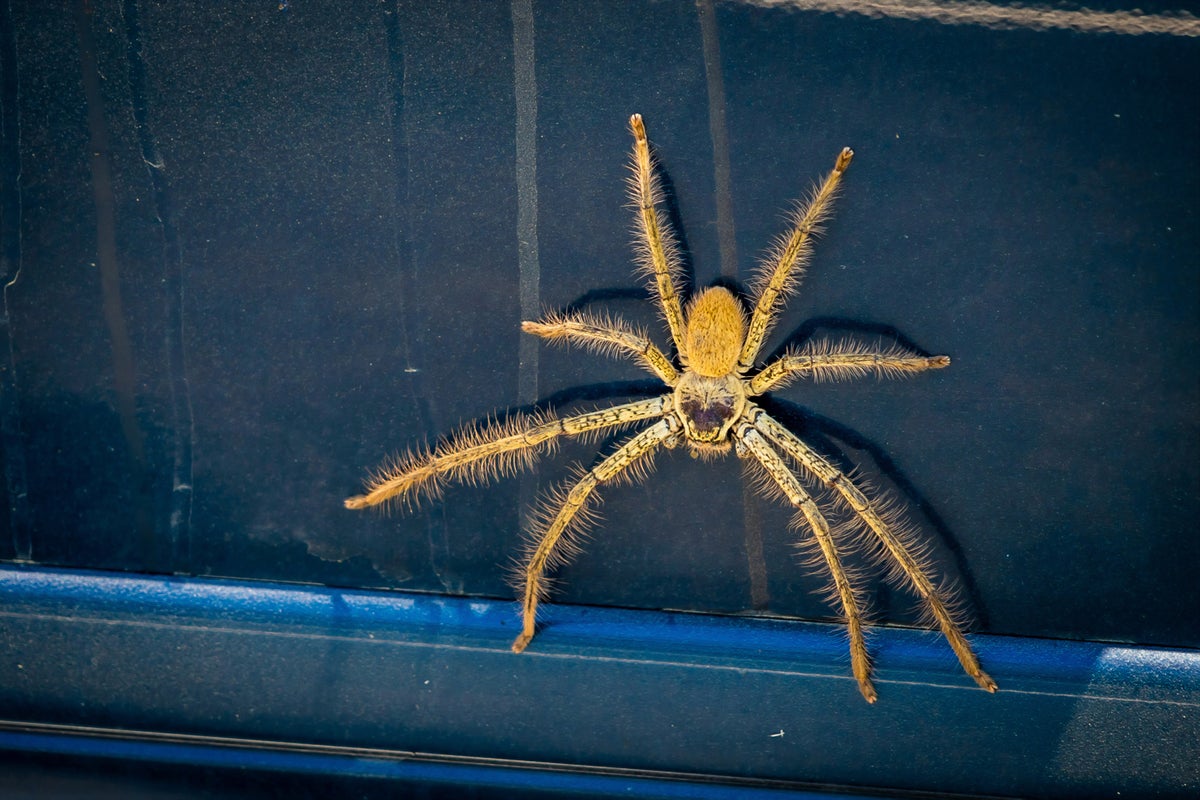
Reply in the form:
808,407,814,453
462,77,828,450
738,148,853,373
628,114,688,357
512,416,678,653
522,309,679,386
750,340,949,395
748,404,997,693
735,422,876,702
344,395,671,510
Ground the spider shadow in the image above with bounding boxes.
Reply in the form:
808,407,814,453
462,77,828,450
756,392,991,630
532,379,667,410
526,142,984,626
558,140,711,326
648,137,698,300
476,364,988,630
560,154,699,319
563,286,653,316
764,316,949,363
759,311,987,625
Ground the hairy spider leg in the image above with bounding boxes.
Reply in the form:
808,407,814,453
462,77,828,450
738,147,854,373
736,423,876,702
512,417,678,653
629,114,688,357
344,396,670,510
749,407,996,692
522,312,679,386
750,344,950,396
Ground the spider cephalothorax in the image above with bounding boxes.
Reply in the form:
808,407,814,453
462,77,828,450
672,287,748,450
346,115,995,702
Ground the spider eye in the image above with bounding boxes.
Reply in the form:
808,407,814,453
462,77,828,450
681,397,735,436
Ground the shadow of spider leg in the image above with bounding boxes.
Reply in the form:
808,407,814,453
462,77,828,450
737,146,854,374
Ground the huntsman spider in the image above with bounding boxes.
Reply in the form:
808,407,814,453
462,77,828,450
346,114,995,702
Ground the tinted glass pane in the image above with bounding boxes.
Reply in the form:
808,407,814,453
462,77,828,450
2,0,1197,648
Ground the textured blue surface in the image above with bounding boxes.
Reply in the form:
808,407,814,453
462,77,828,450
2,566,1198,798
0,729,863,800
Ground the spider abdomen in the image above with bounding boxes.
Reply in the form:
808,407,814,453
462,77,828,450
682,286,746,378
